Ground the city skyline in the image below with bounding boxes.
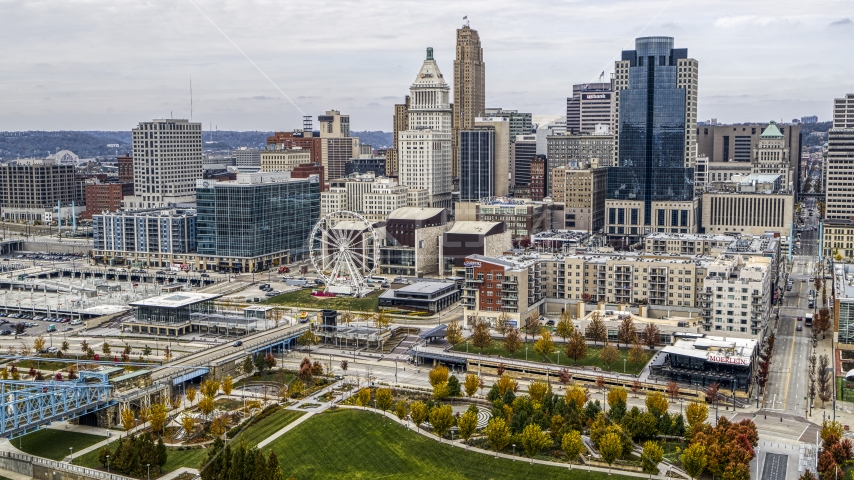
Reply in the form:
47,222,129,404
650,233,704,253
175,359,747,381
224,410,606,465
1,0,852,131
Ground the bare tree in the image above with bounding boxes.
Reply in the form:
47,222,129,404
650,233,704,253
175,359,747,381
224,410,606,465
818,354,832,406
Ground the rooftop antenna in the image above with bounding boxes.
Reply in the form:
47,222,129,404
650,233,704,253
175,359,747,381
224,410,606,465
190,78,193,121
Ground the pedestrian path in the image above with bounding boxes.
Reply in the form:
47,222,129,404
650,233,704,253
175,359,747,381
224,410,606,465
256,412,314,448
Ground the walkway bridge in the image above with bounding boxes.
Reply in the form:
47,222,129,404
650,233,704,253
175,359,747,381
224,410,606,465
0,380,113,439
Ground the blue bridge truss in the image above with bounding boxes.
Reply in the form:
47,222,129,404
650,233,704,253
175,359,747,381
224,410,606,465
0,380,114,438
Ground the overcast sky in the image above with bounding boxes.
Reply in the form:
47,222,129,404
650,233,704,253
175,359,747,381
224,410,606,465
1,0,852,132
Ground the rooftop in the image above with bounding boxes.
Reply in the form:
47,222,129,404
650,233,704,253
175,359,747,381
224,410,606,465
446,221,503,235
129,292,221,309
388,207,445,221
395,281,456,294
834,263,854,300
661,335,757,366
760,121,784,138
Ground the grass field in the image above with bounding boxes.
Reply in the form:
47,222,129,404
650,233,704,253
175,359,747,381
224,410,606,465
264,288,380,312
233,410,305,446
450,340,653,375
71,410,305,476
234,370,296,388
267,409,631,480
17,429,106,461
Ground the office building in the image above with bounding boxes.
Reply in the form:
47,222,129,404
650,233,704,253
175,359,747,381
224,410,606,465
195,172,320,271
459,117,509,201
0,158,83,222
379,281,461,314
551,164,606,232
398,48,453,208
455,197,562,239
644,232,735,255
822,94,854,261
318,110,360,183
441,221,511,274
701,174,794,236
546,128,615,192
345,157,386,177
260,146,312,173
751,121,793,187
265,130,322,166
511,134,537,190
606,36,699,240
83,181,134,219
379,207,451,276
124,119,202,210
289,162,324,188
92,207,198,264
566,82,615,134
483,108,532,141
386,96,410,177
321,173,426,222
452,24,486,179
233,148,261,167
833,263,854,347
802,116,818,124
529,156,547,201
117,154,134,187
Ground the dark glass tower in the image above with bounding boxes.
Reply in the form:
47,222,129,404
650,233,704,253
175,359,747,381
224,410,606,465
459,128,495,201
607,37,695,227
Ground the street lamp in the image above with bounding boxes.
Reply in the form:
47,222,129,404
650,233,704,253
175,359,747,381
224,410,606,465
69,447,73,461
623,358,626,373
106,454,110,472
147,463,150,480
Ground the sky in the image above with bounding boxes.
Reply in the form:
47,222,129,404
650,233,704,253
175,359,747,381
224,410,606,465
1,0,853,132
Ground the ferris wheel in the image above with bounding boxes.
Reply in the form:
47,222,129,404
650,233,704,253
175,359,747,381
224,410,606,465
308,211,379,297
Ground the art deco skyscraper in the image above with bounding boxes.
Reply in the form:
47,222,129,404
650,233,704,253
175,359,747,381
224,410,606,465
452,24,485,179
398,48,453,208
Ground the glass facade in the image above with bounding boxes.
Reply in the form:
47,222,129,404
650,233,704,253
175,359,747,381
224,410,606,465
196,179,320,258
459,129,495,201
607,37,694,225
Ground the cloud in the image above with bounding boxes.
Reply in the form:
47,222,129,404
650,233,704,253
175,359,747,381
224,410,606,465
830,18,852,27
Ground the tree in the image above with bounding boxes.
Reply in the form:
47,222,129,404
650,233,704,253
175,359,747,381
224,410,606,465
524,315,541,341
646,392,669,417
138,406,150,428
533,329,555,360
632,379,642,397
445,321,463,346
816,308,831,339
562,430,585,468
394,400,408,421
685,401,708,433
296,330,319,351
428,365,449,387
641,440,664,478
180,415,195,439
372,310,392,329
447,375,462,396
529,381,550,403
496,374,517,396
155,438,167,471
607,386,628,408
33,335,46,352
209,416,228,438
149,403,168,435
375,388,393,412
600,342,619,371
410,401,428,430
464,373,479,397
243,355,254,375
629,341,646,368
198,396,215,417
599,432,623,473
642,322,660,350
666,381,680,402
503,327,522,356
585,311,607,346
429,404,455,438
142,345,152,357
221,376,233,396
340,359,348,373
163,346,172,362
706,382,720,405
186,388,197,405
556,311,574,341
432,382,450,400
565,384,589,410
102,342,111,355
61,340,69,354
485,417,512,452
617,316,637,348
201,379,220,399
471,320,492,353
565,331,588,365
121,407,135,431
458,410,478,442
559,368,572,386
355,388,371,407
264,352,277,370
681,443,708,480
519,423,552,459
496,310,512,338
819,354,832,406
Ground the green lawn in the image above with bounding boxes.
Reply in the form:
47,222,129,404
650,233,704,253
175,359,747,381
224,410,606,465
264,288,380,312
267,409,631,480
17,429,106,460
71,410,304,476
234,370,296,388
451,340,653,375
233,410,305,446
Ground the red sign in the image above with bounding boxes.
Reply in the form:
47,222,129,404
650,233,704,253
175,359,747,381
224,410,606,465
708,355,748,365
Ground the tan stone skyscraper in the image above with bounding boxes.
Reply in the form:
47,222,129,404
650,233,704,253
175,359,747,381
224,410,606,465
452,24,485,179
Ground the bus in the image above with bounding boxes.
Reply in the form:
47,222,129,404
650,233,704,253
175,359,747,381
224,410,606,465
805,313,813,327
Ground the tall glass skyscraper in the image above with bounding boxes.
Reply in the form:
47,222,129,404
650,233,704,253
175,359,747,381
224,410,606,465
606,36,699,238
459,129,495,201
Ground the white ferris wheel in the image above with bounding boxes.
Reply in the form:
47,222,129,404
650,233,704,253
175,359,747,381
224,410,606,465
308,211,379,297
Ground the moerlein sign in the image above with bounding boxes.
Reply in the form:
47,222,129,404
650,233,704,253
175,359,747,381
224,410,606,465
708,355,748,366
